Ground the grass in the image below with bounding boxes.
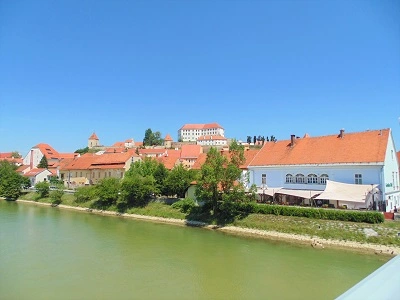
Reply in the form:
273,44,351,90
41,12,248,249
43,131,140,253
18,192,400,247
127,202,187,220
233,214,400,247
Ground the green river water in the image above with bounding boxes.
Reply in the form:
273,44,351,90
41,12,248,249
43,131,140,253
0,200,390,299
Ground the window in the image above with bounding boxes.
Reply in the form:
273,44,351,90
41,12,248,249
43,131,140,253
355,174,362,184
307,174,318,184
285,174,293,183
261,174,267,185
109,172,111,177
319,174,329,185
295,174,305,184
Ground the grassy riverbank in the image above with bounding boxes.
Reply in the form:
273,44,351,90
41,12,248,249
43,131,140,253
17,192,400,254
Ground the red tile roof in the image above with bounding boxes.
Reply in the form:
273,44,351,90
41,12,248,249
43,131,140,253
24,168,48,176
34,143,60,159
0,152,13,158
180,123,223,130
180,144,202,159
192,149,260,170
157,149,181,170
61,151,137,171
138,148,167,156
249,129,390,166
89,132,99,140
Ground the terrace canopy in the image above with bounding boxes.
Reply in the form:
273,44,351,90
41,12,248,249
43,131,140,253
276,188,321,199
315,180,376,203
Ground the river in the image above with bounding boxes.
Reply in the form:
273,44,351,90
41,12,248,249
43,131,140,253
0,200,389,299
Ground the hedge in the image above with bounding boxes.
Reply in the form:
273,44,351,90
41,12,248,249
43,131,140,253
238,203,384,224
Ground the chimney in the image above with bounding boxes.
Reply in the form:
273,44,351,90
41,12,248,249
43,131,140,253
290,134,295,147
339,129,345,139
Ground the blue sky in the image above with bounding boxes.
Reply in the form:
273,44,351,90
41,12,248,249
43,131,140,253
1,0,399,155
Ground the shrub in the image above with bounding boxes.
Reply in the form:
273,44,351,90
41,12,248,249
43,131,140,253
35,181,50,198
171,198,197,213
75,186,96,203
50,190,64,205
252,204,384,224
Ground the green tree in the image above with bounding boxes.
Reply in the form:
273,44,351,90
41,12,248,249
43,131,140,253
0,161,27,199
50,189,64,205
153,163,169,195
195,141,247,216
143,128,163,146
37,156,48,168
11,151,21,158
164,164,195,198
94,177,120,209
118,174,156,210
35,181,50,198
74,146,89,154
75,186,97,203
195,147,227,214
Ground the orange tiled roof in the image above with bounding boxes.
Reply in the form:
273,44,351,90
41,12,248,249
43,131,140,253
61,151,137,171
157,149,181,170
58,153,77,159
249,129,390,166
139,148,167,155
34,143,60,160
180,123,223,130
0,157,23,164
197,135,227,141
24,168,48,176
164,134,173,141
17,165,30,173
180,144,202,159
192,149,260,170
89,132,99,140
0,152,13,158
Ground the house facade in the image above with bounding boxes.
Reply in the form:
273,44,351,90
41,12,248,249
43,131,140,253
196,135,227,147
59,151,141,188
178,123,224,142
247,129,400,212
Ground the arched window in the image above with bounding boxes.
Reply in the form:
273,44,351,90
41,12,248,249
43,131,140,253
319,174,329,184
307,174,318,184
295,174,305,184
285,174,293,183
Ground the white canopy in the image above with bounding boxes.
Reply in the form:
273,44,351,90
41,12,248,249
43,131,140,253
315,180,377,203
256,188,281,197
276,188,321,199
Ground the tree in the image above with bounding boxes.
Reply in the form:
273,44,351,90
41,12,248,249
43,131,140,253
246,136,252,144
164,164,195,198
11,151,21,158
75,186,96,203
35,181,50,198
118,173,156,210
37,156,48,169
195,147,227,214
74,147,89,154
94,177,120,209
253,136,256,144
195,141,246,217
143,128,163,146
0,161,27,199
270,135,277,142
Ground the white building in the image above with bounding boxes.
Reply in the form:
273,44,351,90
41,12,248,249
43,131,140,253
247,129,400,212
196,135,227,147
178,123,224,142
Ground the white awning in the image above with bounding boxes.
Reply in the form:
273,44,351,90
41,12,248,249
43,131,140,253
256,187,282,196
315,180,377,203
276,188,321,199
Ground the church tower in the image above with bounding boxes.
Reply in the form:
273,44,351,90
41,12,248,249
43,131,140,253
88,132,99,148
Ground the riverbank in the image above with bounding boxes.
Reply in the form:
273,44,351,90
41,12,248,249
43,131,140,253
14,199,400,256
